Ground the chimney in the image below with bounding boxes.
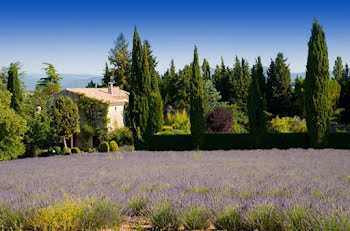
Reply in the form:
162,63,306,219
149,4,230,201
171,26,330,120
108,82,113,95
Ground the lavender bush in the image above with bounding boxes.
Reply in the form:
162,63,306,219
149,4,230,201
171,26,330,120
0,149,349,229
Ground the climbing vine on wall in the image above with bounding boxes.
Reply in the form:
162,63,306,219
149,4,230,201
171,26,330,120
76,93,110,142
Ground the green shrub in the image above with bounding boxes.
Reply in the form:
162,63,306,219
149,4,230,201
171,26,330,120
244,202,283,231
98,142,109,152
84,147,95,153
268,116,307,133
181,206,209,230
146,202,180,230
109,141,119,152
71,147,81,154
63,147,71,155
164,110,191,134
221,103,249,133
128,196,147,216
162,126,173,131
213,206,242,230
107,127,133,146
53,146,62,155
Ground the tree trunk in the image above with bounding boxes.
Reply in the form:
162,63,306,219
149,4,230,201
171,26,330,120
70,135,73,149
63,138,67,149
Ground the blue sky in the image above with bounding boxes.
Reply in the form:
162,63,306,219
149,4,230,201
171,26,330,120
1,0,350,75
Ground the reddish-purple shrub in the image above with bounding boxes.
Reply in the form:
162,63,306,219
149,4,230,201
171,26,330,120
206,107,233,133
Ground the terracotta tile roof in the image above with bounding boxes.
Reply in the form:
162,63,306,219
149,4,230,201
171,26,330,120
65,87,129,105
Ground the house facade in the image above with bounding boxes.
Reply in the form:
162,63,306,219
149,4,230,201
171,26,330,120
54,83,129,148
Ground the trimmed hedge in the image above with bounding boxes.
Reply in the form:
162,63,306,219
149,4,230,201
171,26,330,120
98,142,110,152
109,140,119,151
147,132,350,150
71,147,81,154
327,132,350,149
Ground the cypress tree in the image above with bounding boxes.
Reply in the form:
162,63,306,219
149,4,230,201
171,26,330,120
7,62,23,112
248,57,267,145
213,57,231,102
190,46,205,149
266,53,293,116
175,64,191,110
202,58,211,81
145,41,164,135
231,57,251,111
101,62,112,87
333,57,344,85
144,40,160,92
305,20,331,147
129,28,149,146
341,64,350,123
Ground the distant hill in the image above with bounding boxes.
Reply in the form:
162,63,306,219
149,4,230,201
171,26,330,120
23,74,102,90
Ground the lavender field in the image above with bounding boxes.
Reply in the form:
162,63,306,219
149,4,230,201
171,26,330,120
1,149,350,230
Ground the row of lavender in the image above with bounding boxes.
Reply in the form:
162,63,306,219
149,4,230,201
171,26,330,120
1,149,350,229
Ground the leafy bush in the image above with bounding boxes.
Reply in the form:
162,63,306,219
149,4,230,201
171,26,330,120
181,206,209,230
162,126,173,132
213,205,242,230
220,103,249,133
98,142,109,152
109,141,119,152
53,146,62,155
71,147,81,154
206,107,233,133
63,147,71,155
268,116,307,133
128,196,147,216
244,202,283,231
146,202,180,230
107,127,133,146
83,147,95,153
163,110,191,134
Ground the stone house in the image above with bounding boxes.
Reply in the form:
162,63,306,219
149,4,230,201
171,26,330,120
54,83,129,148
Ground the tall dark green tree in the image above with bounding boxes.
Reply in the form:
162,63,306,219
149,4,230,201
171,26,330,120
108,33,131,91
294,76,306,118
266,53,293,116
128,28,151,147
144,41,164,135
213,57,231,102
333,57,344,85
305,20,331,147
202,58,211,81
341,64,350,123
160,60,177,107
190,46,205,148
101,62,112,87
174,64,191,110
144,40,160,93
231,57,251,111
248,57,267,143
7,62,23,112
